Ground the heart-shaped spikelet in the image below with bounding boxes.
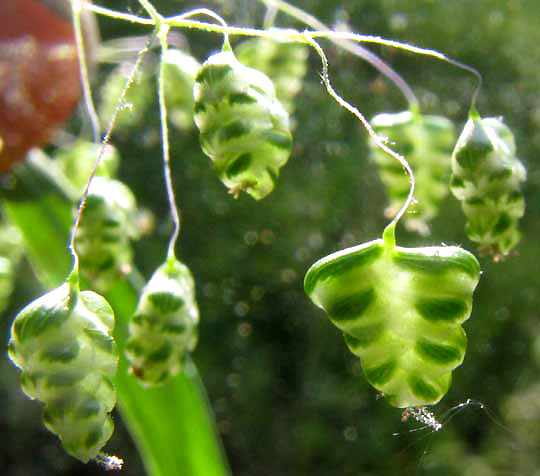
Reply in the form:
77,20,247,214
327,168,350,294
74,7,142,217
370,110,455,235
450,115,526,258
126,257,199,386
304,224,480,408
8,280,117,462
193,44,292,199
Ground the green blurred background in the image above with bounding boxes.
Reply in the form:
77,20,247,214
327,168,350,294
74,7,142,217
2,1,540,475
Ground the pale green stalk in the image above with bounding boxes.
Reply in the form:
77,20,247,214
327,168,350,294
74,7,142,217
157,28,181,261
71,0,101,143
136,1,180,261
80,3,482,225
136,2,231,261
68,25,154,273
70,0,99,274
83,3,480,109
304,33,415,227
258,0,418,107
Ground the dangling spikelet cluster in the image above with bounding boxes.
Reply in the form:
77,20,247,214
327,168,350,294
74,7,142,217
236,31,308,114
125,258,199,385
450,116,526,258
8,282,117,462
304,224,480,408
75,176,139,291
370,110,455,234
193,46,292,199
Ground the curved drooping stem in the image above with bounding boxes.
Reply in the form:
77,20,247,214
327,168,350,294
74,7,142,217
305,30,482,113
69,0,95,277
304,32,415,229
136,4,232,261
80,3,481,228
258,0,419,108
156,25,180,261
137,0,181,260
170,8,231,50
68,29,155,269
82,2,482,110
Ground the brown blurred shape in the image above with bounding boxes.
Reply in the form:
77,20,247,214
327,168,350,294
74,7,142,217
0,0,84,173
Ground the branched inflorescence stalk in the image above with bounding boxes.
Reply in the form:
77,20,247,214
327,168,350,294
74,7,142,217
82,3,482,203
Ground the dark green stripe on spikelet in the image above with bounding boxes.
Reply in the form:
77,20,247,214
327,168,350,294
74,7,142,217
415,298,468,323
304,225,480,408
149,291,184,313
40,341,80,363
126,258,199,386
304,243,383,295
393,247,480,278
14,301,71,342
327,289,376,323
8,283,118,462
450,116,526,258
196,63,233,84
415,338,465,365
343,324,384,349
364,360,397,386
226,154,252,178
407,375,446,403
193,49,292,200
